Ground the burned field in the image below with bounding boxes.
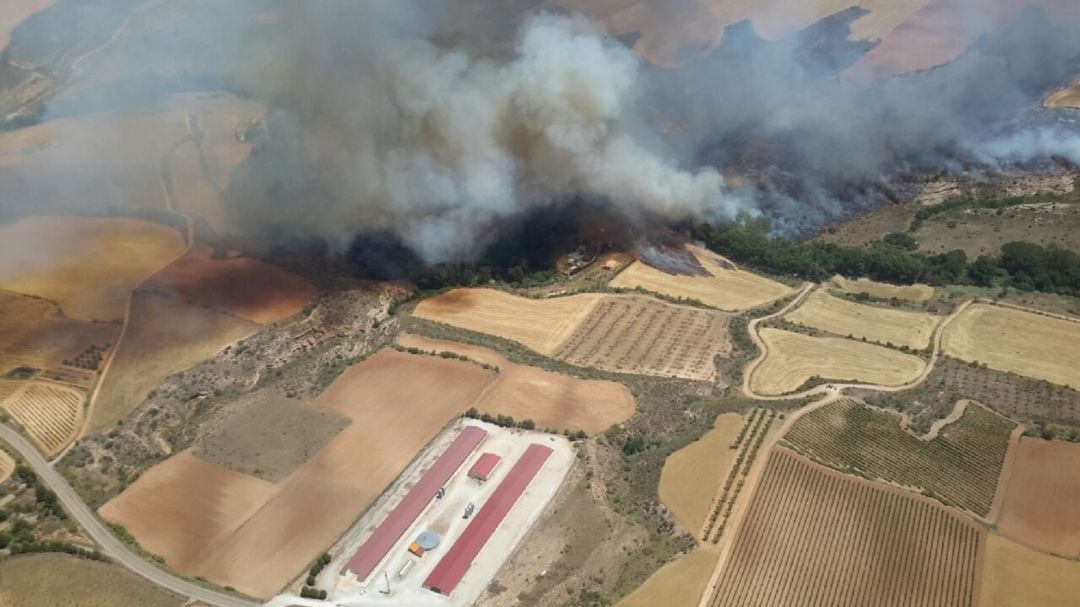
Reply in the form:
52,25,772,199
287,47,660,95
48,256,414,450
709,449,984,607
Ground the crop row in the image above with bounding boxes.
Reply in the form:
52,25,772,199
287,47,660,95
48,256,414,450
711,450,982,607
3,384,83,453
702,408,776,542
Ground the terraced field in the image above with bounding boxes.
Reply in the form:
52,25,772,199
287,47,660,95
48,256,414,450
782,398,1014,516
710,449,983,607
1,381,85,455
785,289,939,349
554,297,731,380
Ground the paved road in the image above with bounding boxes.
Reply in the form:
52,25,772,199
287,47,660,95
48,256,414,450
0,423,261,607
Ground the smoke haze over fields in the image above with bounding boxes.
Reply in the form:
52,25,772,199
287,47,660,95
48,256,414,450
4,0,1080,263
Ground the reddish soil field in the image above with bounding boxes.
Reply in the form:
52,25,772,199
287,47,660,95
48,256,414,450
397,334,636,433
103,349,494,598
997,438,1080,557
146,245,315,324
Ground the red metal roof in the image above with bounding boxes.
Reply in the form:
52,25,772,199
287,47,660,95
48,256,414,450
344,426,487,581
467,453,502,481
423,443,553,595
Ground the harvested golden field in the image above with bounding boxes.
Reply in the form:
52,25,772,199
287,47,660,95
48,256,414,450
750,328,925,395
1046,81,1080,109
785,289,939,349
658,413,744,535
0,380,22,403
710,449,983,607
414,288,604,355
997,439,1080,557
617,547,719,607
942,303,1080,388
89,293,257,433
0,553,183,607
555,296,731,380
979,534,1080,607
609,245,790,311
396,334,635,433
783,398,1014,516
831,276,934,302
1,381,84,456
0,448,13,484
104,349,493,598
0,217,185,321
0,290,118,375
146,245,316,324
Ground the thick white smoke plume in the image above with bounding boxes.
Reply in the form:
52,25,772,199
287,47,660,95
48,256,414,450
279,14,734,262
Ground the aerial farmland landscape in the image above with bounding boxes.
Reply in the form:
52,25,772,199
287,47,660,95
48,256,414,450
3,1,1080,607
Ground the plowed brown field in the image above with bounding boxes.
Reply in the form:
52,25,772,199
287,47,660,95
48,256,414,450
785,289,939,349
997,439,1080,557
1,381,84,456
750,328,925,395
102,349,494,598
609,245,790,311
710,449,983,607
413,288,604,355
146,245,315,324
0,217,185,321
89,293,257,433
0,290,118,375
396,334,635,433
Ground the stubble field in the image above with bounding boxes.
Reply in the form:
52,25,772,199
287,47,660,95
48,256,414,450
609,245,791,311
996,438,1080,557
750,328,926,395
785,289,939,349
616,547,719,607
942,303,1080,388
101,349,494,598
554,296,731,381
1,381,85,456
710,449,984,607
0,290,118,375
89,292,257,433
831,276,934,302
782,398,1014,516
0,217,185,321
413,288,604,355
0,553,183,607
396,334,635,433
979,533,1080,607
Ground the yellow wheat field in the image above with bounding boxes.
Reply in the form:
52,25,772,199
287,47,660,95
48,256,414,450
0,217,186,321
617,547,720,607
785,289,939,349
831,276,934,302
610,245,791,311
751,328,926,395
942,304,1080,388
658,413,745,534
979,534,1080,607
1,381,85,456
413,288,604,355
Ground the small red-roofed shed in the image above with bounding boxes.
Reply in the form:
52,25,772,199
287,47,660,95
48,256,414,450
468,453,501,482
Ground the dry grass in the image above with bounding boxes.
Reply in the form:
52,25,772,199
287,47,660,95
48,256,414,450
1046,81,1080,109
710,449,983,607
0,217,185,321
104,349,494,598
751,328,926,395
658,413,744,535
831,276,934,302
942,303,1080,388
616,547,719,607
397,334,636,433
89,293,257,433
609,245,790,311
0,290,118,376
785,289,939,349
2,381,84,456
555,296,732,381
979,533,1080,607
0,553,183,607
997,439,1080,557
0,447,14,484
146,245,316,324
414,288,604,355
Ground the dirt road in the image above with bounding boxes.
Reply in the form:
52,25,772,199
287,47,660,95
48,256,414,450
0,422,260,607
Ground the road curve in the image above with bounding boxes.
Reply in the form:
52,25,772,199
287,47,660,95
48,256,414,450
0,423,261,607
